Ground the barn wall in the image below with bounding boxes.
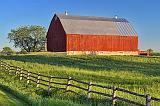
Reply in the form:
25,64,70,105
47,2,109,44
67,34,138,52
47,18,66,52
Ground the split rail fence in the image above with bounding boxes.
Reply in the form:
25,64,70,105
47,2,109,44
0,60,160,106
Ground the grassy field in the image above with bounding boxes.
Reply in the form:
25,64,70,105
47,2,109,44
0,53,160,106
0,74,87,106
0,89,25,106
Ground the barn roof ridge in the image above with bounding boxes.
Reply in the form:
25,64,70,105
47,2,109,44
56,14,129,22
52,14,137,36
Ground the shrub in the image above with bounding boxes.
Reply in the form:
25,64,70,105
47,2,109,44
1,47,14,55
19,49,28,54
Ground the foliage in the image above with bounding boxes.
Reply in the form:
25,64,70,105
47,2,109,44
19,49,28,54
147,48,153,55
152,52,160,56
1,47,14,55
147,48,153,52
8,25,46,52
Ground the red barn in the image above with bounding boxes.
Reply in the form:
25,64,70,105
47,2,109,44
47,14,138,55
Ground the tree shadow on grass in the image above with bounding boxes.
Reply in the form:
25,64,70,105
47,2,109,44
35,87,133,106
0,55,160,77
0,84,30,105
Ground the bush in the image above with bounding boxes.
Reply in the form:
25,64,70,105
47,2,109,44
147,48,153,56
19,49,28,54
152,52,160,56
1,47,14,55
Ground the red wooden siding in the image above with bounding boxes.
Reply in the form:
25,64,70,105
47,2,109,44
47,18,66,52
67,34,138,51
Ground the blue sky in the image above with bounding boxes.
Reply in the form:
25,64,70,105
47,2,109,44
0,0,160,51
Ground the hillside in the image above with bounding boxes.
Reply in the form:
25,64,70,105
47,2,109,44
0,53,160,105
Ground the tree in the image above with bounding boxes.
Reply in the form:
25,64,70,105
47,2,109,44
8,25,46,52
147,48,153,56
1,47,14,55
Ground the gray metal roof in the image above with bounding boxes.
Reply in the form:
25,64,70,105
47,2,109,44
55,14,137,36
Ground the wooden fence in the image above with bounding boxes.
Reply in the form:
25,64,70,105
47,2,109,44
0,60,160,106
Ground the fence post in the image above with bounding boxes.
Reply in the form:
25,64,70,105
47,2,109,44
7,65,10,73
20,70,23,80
3,63,7,71
66,76,72,91
5,64,8,72
36,73,41,88
8,66,11,75
0,61,2,70
27,71,31,84
16,67,19,75
48,76,52,96
87,82,92,99
112,86,117,106
146,94,151,106
1,62,4,71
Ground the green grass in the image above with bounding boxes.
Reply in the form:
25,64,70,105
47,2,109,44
0,69,91,106
0,53,160,106
0,75,89,106
0,90,25,106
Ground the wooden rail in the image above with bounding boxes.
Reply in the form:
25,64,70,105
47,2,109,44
0,60,160,106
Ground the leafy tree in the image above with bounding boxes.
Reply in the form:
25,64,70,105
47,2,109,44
1,47,14,55
8,25,46,52
147,48,153,56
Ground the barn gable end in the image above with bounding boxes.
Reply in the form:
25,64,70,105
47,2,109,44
47,15,66,52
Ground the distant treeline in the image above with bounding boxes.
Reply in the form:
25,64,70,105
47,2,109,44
152,52,160,56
